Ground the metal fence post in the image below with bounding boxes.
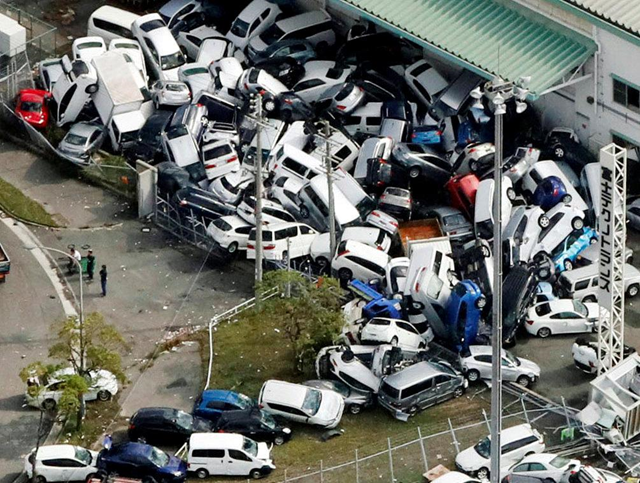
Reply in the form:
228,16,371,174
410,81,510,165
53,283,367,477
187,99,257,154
482,409,491,432
355,449,360,483
561,396,571,427
284,468,287,481
388,437,395,482
418,426,429,473
521,397,530,425
448,418,460,454
320,460,324,483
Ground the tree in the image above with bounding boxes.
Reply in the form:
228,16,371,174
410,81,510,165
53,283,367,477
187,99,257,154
257,271,344,372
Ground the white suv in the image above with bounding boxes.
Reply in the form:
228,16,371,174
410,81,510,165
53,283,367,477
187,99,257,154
247,222,317,261
259,380,345,428
206,215,252,254
132,14,186,81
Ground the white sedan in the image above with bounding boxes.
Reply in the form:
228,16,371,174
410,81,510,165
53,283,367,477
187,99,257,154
525,299,598,338
360,317,426,350
503,453,581,483
178,63,213,96
26,445,99,482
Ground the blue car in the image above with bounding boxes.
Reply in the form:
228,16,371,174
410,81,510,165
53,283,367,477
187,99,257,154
349,280,403,319
531,175,571,210
444,280,485,352
534,282,557,304
97,442,187,482
193,389,256,422
412,124,444,145
552,227,598,272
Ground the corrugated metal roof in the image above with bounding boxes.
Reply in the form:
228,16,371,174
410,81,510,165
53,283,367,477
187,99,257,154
561,0,640,36
331,0,597,97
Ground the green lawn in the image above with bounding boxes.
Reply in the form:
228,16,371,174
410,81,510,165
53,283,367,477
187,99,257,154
0,176,57,226
206,308,492,481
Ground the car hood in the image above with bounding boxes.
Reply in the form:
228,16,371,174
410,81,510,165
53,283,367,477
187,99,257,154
518,358,541,376
455,446,487,471
256,442,271,462
316,390,344,421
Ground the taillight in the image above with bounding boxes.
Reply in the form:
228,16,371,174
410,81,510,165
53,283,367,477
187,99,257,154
553,188,559,197
227,156,238,163
371,211,380,217
377,246,383,250
469,148,476,153
129,424,135,430
204,163,217,169
380,194,386,200
264,244,276,250
337,250,350,257
197,103,203,108
179,200,187,206
391,221,398,227
336,105,346,110
411,133,416,138
247,243,255,249
436,130,442,136
259,89,266,95
377,181,384,186
589,361,595,368
244,83,249,91
258,404,264,409
526,320,534,325
284,98,293,105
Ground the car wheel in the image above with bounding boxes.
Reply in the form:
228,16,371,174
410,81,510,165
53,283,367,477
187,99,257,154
628,284,640,298
35,476,46,483
477,468,490,480
538,214,550,228
316,256,329,269
227,242,239,254
251,469,263,480
408,405,419,415
409,166,421,179
453,386,465,398
195,469,209,479
338,268,352,281
300,206,309,218
476,296,487,309
97,390,111,401
590,237,598,245
538,267,551,280
42,398,56,410
85,474,98,483
583,295,597,303
263,99,276,112
390,336,399,346
563,259,573,271
537,327,551,338
136,435,147,444
516,375,532,388
349,404,363,415
572,217,584,230
480,245,491,258
506,187,516,201
467,369,480,382
562,194,572,204
553,145,565,159
418,341,427,349
469,160,479,173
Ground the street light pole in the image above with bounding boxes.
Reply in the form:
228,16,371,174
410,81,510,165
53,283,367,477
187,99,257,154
252,94,264,290
322,121,337,259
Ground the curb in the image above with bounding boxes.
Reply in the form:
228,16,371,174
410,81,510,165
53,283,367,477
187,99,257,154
0,205,59,229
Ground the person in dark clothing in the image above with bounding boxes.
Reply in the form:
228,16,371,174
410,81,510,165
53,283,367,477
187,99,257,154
86,250,96,281
99,265,108,297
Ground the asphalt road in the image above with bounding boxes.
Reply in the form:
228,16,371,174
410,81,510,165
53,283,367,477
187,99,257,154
0,219,65,482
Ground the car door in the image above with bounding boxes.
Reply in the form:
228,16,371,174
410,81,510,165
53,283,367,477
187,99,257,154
64,458,92,481
501,357,518,381
235,225,251,248
550,312,571,334
526,462,550,479
433,374,455,403
416,377,438,409
227,449,253,476
396,321,419,347
474,354,492,379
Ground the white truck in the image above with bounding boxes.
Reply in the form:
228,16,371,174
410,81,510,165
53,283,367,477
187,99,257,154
91,51,153,151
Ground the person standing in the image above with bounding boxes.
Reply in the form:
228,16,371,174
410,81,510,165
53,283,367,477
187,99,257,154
86,250,96,281
99,265,108,297
68,247,81,274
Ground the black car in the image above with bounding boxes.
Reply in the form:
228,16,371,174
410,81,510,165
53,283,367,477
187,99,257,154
263,91,315,122
501,265,538,345
172,187,235,225
349,64,408,101
128,407,214,445
157,162,197,198
97,442,187,482
213,408,292,446
542,132,597,173
125,110,173,164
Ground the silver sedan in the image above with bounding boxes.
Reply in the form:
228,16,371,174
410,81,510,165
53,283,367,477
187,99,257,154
57,122,106,163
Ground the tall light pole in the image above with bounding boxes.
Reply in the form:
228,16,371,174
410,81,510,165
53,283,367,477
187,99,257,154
250,94,264,290
470,76,530,483
321,120,337,259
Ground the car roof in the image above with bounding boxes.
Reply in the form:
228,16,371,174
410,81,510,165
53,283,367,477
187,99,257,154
159,0,195,18
467,345,506,357
190,432,244,449
495,424,536,443
276,10,329,30
69,122,101,137
201,389,241,402
261,380,307,408
544,299,576,312
132,407,181,420
108,442,151,458
238,0,275,20
147,27,181,56
36,444,77,460
340,240,390,265
520,453,557,464
262,221,305,232
382,361,444,388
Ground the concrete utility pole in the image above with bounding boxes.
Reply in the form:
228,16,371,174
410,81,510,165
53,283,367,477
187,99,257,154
322,120,337,259
252,94,264,289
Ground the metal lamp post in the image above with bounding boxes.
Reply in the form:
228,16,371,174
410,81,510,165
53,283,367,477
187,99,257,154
470,75,530,483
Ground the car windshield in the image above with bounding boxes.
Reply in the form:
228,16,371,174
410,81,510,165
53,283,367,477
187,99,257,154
243,437,258,457
230,18,250,38
386,188,408,197
503,350,521,366
77,41,103,50
474,437,491,458
183,67,209,76
166,82,188,92
149,447,170,467
573,300,588,317
74,446,92,464
549,455,571,468
260,23,285,46
443,214,466,227
238,393,254,409
260,410,278,429
161,52,185,71
175,411,193,430
140,19,165,32
212,218,232,231
21,101,42,112
64,133,87,146
302,388,322,415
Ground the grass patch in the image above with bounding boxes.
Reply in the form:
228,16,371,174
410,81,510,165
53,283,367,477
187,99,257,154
0,176,57,226
207,308,492,482
59,398,122,447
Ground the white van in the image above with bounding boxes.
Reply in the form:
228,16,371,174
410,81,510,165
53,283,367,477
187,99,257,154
178,433,275,480
132,14,186,81
266,121,311,169
271,144,325,183
344,102,383,138
242,118,286,172
247,222,317,261
354,136,394,183
87,6,140,43
298,175,361,232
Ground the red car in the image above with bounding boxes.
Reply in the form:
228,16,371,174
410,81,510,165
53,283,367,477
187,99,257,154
445,173,480,221
15,88,51,128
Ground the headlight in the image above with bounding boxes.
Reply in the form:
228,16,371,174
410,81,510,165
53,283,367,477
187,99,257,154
283,427,291,434
173,470,184,476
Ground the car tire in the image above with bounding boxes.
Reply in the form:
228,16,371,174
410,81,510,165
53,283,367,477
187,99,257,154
590,237,598,245
136,435,147,444
553,144,566,159
251,469,263,480
35,476,46,483
476,296,487,309
506,187,516,201
263,99,277,113
409,167,421,179
467,369,480,383
537,327,551,338
349,404,363,415
274,436,286,445
338,268,352,281
628,284,640,298
300,206,309,218
453,386,465,398
195,469,209,479
572,217,584,230
480,245,491,258
562,194,572,204
97,390,111,401
227,242,239,254
516,375,532,388
563,259,573,271
42,398,56,410
583,295,597,303
477,468,490,480
538,214,550,228
418,341,427,349
469,160,479,173
390,336,399,346
316,256,329,270
408,405,419,415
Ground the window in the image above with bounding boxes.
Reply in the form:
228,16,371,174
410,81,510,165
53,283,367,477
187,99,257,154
300,225,313,235
295,79,325,91
93,18,133,39
266,403,307,417
433,251,443,276
42,458,83,467
413,79,433,104
206,400,225,410
140,19,165,32
304,187,329,216
401,377,434,399
366,116,382,126
334,145,352,161
528,463,546,471
397,321,417,333
236,226,251,235
282,158,308,177
58,84,78,117
229,450,252,461
192,449,224,458
298,22,331,38
339,371,373,392
434,375,450,385
186,34,202,47
613,78,640,112
575,280,590,291
475,354,491,364
275,229,287,240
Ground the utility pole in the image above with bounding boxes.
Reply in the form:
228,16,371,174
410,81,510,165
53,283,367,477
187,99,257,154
251,94,264,292
322,120,337,259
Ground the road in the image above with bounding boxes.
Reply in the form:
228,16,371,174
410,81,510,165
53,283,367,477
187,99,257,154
0,218,65,482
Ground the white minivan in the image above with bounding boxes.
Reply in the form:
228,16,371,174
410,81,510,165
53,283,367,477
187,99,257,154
87,6,140,43
271,144,325,183
247,222,317,261
178,433,275,480
132,14,186,81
